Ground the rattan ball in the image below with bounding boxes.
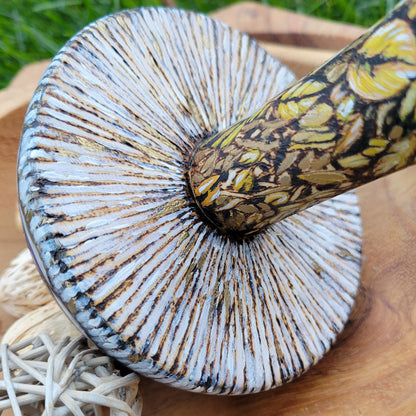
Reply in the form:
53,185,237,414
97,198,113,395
2,302,81,345
0,334,142,415
0,249,53,317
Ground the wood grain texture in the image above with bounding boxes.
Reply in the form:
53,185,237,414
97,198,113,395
0,61,50,120
0,107,27,273
0,106,31,338
0,1,415,413
211,2,365,50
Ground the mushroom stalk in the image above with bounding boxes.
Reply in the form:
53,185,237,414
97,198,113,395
189,0,416,236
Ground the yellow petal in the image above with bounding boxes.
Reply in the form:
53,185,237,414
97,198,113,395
281,80,326,100
195,175,220,196
359,19,416,65
299,103,333,127
278,97,318,120
409,4,416,19
362,146,385,156
239,149,262,164
336,95,355,121
338,154,370,168
233,169,253,192
201,186,220,207
369,138,389,147
347,61,416,101
399,81,416,121
363,138,388,156
264,191,289,205
278,101,299,119
243,172,253,192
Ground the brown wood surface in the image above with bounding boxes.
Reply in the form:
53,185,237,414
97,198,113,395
0,3,415,415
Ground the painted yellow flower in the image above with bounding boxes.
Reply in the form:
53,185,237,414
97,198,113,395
347,19,416,101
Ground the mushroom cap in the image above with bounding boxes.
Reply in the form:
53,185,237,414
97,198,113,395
18,8,362,394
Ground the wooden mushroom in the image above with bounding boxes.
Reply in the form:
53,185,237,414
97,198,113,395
17,1,415,395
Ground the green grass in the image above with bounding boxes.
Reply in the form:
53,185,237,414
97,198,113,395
0,0,399,89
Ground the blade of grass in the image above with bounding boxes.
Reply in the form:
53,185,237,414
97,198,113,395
0,0,399,89
33,1,83,12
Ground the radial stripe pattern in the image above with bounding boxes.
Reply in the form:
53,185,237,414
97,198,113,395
18,8,362,394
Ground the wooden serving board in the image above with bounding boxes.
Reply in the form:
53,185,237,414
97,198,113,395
1,3,415,414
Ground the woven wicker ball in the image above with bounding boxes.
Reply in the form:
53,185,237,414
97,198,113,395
0,250,81,344
0,252,142,415
2,302,81,345
0,249,53,317
0,334,142,415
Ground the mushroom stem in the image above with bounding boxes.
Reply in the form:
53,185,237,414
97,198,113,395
189,0,416,236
